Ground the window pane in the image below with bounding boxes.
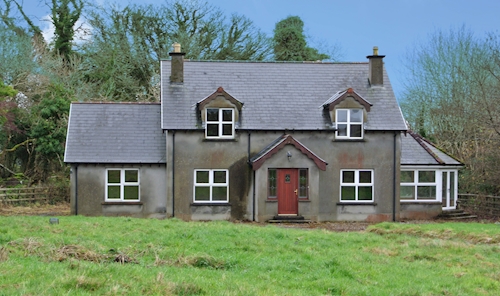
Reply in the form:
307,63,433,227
268,169,277,197
418,171,435,183
350,124,362,138
108,186,120,199
207,124,219,137
222,109,233,122
337,109,348,122
342,171,355,183
222,124,233,136
299,169,308,198
195,187,210,201
213,171,226,183
417,186,436,199
358,186,372,200
196,171,209,183
212,186,227,201
124,186,139,200
108,170,120,183
125,170,138,182
401,171,414,183
359,171,372,183
207,109,219,121
337,124,347,136
341,186,355,200
350,109,362,122
400,186,415,199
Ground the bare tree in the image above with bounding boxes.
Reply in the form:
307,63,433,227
401,26,500,194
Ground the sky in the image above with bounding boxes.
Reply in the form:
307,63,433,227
11,0,500,98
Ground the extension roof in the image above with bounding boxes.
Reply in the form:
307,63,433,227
64,103,166,164
161,60,407,131
401,131,463,166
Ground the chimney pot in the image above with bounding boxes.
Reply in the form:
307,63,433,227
373,46,378,56
173,42,181,53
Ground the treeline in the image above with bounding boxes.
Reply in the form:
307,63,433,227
3,1,498,197
0,0,334,185
400,26,500,195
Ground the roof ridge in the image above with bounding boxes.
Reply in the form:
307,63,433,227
408,131,445,165
161,59,368,65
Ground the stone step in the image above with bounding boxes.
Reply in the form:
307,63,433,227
441,209,465,214
438,209,477,220
441,212,469,217
268,219,312,224
272,215,305,221
447,215,478,220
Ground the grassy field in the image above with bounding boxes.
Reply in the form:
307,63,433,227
0,216,499,295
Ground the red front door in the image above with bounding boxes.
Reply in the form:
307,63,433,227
277,169,298,215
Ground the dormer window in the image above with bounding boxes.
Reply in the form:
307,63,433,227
336,109,363,139
198,87,243,140
322,88,372,140
206,108,234,139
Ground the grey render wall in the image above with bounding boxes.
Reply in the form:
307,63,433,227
166,130,401,222
167,131,252,221
70,164,167,218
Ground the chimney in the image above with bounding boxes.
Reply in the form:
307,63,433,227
169,42,185,83
366,46,385,86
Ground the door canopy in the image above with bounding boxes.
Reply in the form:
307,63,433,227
250,134,328,171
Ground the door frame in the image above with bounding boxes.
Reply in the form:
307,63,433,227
441,170,458,210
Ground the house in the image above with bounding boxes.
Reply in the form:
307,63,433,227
64,45,463,221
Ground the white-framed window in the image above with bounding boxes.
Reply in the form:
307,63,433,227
340,169,373,201
206,108,234,139
336,109,363,139
400,170,437,200
106,169,140,201
194,169,229,202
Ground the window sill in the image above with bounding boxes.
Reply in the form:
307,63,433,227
337,202,377,206
203,138,237,142
191,202,231,206
333,138,366,142
102,201,143,205
400,200,441,204
266,199,277,202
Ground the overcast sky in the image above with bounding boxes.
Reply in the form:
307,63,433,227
14,0,500,98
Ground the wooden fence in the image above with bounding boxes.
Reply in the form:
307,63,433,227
0,187,53,204
458,193,500,217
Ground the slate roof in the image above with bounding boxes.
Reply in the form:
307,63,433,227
64,103,166,164
161,60,407,131
401,132,463,166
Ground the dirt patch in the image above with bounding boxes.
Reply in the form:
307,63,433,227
0,203,70,216
236,221,373,232
273,221,373,232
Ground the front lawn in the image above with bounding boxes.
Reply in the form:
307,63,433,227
0,216,499,295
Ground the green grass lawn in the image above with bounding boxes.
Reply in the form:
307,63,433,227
0,216,499,295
